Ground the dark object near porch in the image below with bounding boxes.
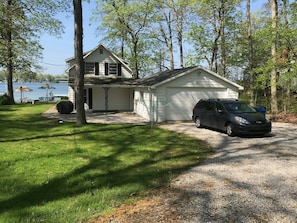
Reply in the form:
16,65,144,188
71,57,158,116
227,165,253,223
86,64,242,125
56,101,74,114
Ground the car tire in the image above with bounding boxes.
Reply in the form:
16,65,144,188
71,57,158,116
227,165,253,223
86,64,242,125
226,124,235,137
195,117,202,128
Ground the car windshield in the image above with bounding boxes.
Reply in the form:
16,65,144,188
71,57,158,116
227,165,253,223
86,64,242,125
223,102,256,113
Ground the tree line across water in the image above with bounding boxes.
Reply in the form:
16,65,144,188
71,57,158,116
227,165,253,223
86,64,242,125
0,70,67,83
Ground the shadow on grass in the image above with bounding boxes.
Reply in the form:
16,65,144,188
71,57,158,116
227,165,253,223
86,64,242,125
0,121,211,222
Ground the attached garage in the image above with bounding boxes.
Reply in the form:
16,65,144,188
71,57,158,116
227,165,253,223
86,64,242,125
166,87,227,120
134,66,243,122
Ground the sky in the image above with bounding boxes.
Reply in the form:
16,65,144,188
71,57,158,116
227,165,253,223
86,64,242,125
39,1,264,76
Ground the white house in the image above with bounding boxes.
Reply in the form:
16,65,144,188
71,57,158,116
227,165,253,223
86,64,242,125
66,44,243,122
66,44,135,111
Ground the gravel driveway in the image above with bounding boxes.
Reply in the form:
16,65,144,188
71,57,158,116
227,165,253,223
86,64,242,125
159,122,297,222
43,109,296,222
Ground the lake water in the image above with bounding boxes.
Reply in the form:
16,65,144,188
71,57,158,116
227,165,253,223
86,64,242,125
0,82,68,103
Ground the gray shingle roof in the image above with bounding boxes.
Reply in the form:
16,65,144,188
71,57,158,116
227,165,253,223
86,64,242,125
129,66,197,87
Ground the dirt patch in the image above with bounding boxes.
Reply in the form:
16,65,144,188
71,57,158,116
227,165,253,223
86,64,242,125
268,113,297,124
90,188,187,223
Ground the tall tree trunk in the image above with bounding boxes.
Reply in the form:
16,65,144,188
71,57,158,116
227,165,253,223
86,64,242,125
178,31,184,68
160,7,174,70
5,0,15,104
219,3,226,77
247,0,255,106
73,0,87,126
169,33,174,70
283,0,290,113
6,31,15,104
132,35,139,78
270,0,278,114
121,37,124,58
175,8,183,68
211,11,219,73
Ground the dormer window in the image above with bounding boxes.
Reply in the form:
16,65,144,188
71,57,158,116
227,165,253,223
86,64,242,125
109,63,117,75
84,62,99,75
85,62,94,74
105,63,122,76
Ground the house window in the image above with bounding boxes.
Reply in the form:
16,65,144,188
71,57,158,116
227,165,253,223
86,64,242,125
99,48,103,54
104,63,122,76
95,62,99,75
85,62,94,74
84,62,99,75
109,63,117,75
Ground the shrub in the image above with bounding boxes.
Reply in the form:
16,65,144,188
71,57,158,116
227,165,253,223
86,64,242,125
56,100,74,114
0,94,14,105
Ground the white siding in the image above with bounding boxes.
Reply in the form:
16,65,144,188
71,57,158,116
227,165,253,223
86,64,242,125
227,88,239,98
134,89,152,121
68,86,75,104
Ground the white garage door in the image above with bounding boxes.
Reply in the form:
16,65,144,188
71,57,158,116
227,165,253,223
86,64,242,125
166,88,227,120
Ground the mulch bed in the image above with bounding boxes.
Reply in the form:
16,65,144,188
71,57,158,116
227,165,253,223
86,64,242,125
267,113,297,124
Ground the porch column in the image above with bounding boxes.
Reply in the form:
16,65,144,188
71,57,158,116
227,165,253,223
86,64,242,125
103,87,110,111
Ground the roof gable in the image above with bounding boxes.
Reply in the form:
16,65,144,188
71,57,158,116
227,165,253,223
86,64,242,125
65,44,133,74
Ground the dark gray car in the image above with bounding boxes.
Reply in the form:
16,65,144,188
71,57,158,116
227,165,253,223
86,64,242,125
192,99,272,136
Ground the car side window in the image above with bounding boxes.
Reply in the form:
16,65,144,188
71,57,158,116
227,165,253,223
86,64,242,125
215,102,224,112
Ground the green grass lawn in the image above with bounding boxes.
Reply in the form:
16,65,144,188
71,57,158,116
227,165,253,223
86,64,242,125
0,104,212,223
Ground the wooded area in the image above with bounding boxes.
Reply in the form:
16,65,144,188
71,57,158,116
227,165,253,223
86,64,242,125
95,0,297,114
1,0,297,114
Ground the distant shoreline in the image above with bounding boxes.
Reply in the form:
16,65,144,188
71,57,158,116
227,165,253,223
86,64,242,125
0,82,68,103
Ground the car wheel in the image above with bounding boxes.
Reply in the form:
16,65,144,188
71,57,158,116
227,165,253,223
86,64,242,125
226,124,235,136
195,117,201,128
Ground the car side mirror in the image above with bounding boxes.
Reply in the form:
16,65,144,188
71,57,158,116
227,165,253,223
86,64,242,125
217,109,224,114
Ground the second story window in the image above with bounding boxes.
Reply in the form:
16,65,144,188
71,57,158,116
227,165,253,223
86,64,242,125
85,62,94,74
109,63,117,75
105,63,122,76
84,62,99,75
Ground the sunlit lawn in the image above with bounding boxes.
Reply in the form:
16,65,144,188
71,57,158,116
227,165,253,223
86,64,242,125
0,104,212,223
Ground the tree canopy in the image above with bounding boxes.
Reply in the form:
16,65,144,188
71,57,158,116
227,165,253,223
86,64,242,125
92,0,297,113
1,0,297,114
0,0,68,103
